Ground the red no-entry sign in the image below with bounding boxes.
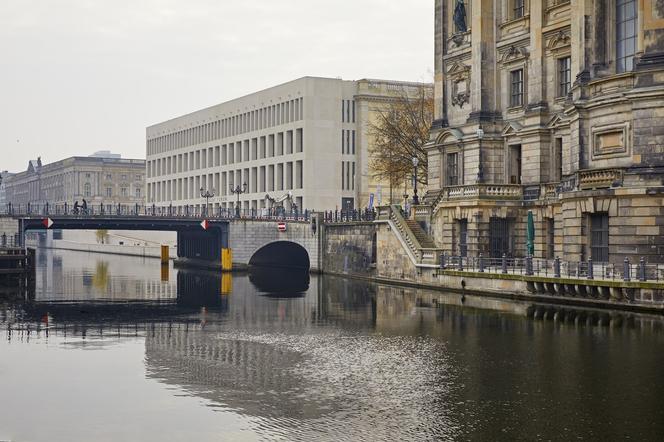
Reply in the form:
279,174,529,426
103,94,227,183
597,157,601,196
277,222,287,232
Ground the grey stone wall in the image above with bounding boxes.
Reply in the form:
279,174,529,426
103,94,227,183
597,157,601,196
229,219,320,270
322,223,376,277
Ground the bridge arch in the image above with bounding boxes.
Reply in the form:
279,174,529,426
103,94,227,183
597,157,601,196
248,241,310,270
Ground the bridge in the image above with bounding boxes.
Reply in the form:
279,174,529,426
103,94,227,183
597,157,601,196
4,204,321,271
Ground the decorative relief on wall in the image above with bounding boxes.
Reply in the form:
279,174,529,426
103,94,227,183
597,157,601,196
591,123,631,160
447,62,471,108
498,45,529,64
545,30,571,52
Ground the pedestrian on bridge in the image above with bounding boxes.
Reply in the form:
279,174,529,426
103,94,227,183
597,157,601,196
73,200,80,215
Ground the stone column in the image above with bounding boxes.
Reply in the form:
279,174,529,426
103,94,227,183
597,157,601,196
468,0,497,121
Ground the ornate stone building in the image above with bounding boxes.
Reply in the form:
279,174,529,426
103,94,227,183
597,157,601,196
3,152,145,211
421,0,664,264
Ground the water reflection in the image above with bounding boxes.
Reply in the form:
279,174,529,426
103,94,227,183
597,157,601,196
249,267,310,297
1,249,664,441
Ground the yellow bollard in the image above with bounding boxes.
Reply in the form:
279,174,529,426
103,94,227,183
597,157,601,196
221,273,232,295
160,245,169,265
221,248,233,272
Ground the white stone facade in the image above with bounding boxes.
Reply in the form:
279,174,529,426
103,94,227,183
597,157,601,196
3,155,145,211
146,76,431,213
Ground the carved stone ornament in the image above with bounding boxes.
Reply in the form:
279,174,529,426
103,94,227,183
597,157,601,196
447,62,471,108
499,45,529,64
451,33,465,47
546,30,571,51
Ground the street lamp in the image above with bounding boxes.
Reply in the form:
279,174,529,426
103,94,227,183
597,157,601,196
200,187,215,216
411,156,420,205
230,183,247,218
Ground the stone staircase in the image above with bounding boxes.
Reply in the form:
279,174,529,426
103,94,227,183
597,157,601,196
404,219,437,248
383,205,442,266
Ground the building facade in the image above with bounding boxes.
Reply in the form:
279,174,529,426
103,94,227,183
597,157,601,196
0,171,13,207
146,76,431,213
3,153,145,211
421,0,664,264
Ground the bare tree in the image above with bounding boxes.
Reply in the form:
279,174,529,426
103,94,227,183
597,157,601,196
367,85,433,203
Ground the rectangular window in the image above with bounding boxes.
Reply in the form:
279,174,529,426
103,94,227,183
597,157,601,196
546,218,555,259
510,69,524,107
351,162,355,190
458,219,468,258
616,0,637,73
513,0,525,19
590,213,609,262
106,187,112,197
447,152,459,186
352,100,355,123
509,144,522,184
489,217,511,258
352,130,355,155
135,188,141,198
558,57,571,97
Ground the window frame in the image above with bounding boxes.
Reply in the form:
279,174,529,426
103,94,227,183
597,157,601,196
510,69,524,108
615,0,637,73
447,152,459,186
557,56,571,98
513,0,525,19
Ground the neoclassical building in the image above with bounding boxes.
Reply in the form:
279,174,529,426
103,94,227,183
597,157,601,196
3,152,145,212
421,0,664,264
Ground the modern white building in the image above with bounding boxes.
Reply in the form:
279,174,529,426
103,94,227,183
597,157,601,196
146,76,431,213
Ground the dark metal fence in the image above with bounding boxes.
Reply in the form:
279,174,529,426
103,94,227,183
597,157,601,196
0,203,312,222
0,232,21,248
322,209,376,223
440,254,664,283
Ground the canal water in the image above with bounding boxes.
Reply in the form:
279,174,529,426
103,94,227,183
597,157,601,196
1,249,663,441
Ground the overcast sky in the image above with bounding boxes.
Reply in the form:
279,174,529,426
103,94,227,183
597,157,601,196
0,0,433,173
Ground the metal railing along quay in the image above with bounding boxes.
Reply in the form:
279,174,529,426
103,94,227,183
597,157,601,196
440,254,664,283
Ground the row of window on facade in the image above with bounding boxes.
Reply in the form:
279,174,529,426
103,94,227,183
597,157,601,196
342,129,356,155
148,129,304,179
83,182,141,198
452,212,608,262
341,161,356,191
341,100,356,123
148,161,304,203
508,56,571,108
455,0,637,75
444,138,563,186
147,98,304,155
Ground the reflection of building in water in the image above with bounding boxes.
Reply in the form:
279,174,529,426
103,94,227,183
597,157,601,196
317,275,376,328
34,248,176,302
144,323,326,421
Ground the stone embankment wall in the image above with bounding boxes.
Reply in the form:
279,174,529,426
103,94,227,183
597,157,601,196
320,220,664,313
322,223,376,277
